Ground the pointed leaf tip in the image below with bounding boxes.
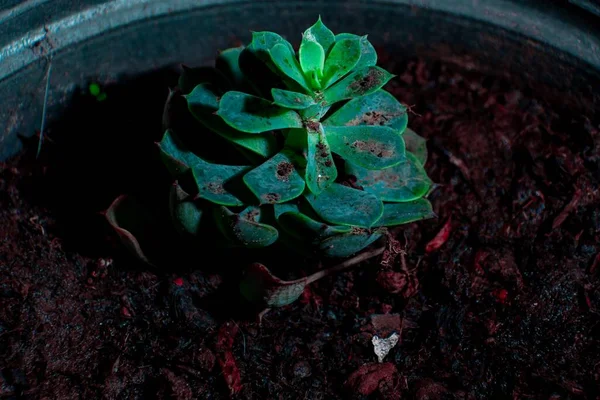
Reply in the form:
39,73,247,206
323,66,394,105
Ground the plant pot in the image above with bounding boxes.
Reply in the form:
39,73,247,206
1,0,599,161
1,1,599,398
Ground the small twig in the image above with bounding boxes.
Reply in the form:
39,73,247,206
306,246,385,284
404,103,422,117
37,56,53,159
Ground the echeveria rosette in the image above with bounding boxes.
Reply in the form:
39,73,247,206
106,17,436,263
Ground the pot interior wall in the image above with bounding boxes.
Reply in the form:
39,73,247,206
1,0,599,161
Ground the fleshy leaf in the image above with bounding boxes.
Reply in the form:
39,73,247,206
215,46,246,87
278,211,352,241
216,91,303,133
213,206,279,248
346,152,432,202
402,128,428,165
305,183,384,228
157,130,249,206
322,38,362,88
305,124,337,195
374,199,436,227
325,125,406,170
243,149,306,204
157,129,202,175
240,263,306,307
239,32,290,98
269,43,311,92
169,181,203,237
192,164,247,207
319,229,383,258
271,88,316,109
178,65,230,94
104,195,157,266
303,16,335,54
323,66,395,105
273,202,301,219
299,38,325,89
323,89,407,133
186,84,278,158
335,33,377,71
246,31,295,63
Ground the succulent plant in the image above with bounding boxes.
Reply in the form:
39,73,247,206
107,17,435,264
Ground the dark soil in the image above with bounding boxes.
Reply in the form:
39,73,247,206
1,51,600,400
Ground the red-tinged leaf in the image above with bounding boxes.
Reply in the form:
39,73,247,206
425,217,452,253
239,263,307,308
345,362,397,396
216,323,242,395
104,195,157,266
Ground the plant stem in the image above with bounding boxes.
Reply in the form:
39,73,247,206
306,246,385,284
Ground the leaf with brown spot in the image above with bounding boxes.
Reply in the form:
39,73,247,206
157,130,249,206
322,89,407,133
243,149,306,204
325,125,406,169
305,124,337,195
346,152,432,202
323,67,394,105
240,263,307,308
213,206,279,248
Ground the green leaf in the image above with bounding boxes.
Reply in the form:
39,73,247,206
186,84,278,158
271,88,317,109
273,202,301,219
402,128,428,165
157,130,249,206
325,125,406,169
305,182,384,228
269,43,312,92
239,33,289,98
240,263,306,307
303,16,335,54
246,31,295,62
374,199,436,227
322,38,362,88
323,89,407,133
178,65,230,94
243,149,306,204
191,163,247,207
169,181,203,237
323,66,395,105
215,46,246,87
299,39,325,89
319,229,383,258
216,91,303,133
157,129,199,176
214,206,279,248
305,124,337,195
278,211,352,241
335,33,377,71
346,152,432,202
